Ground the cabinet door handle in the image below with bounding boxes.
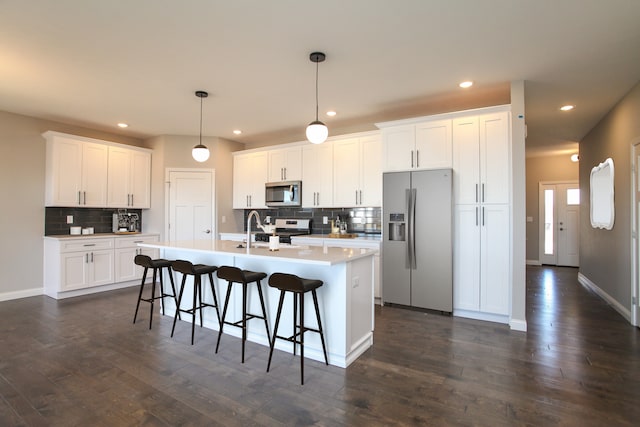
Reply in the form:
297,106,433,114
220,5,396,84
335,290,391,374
246,195,249,207
475,184,479,203
411,150,414,168
316,192,319,206
355,190,358,205
416,150,419,168
475,207,479,226
85,253,89,263
78,191,81,205
90,252,94,263
482,207,485,226
249,195,252,207
131,194,134,206
83,191,87,205
482,184,485,203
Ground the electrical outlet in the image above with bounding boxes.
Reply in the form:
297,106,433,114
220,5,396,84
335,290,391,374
66,215,73,224
323,216,328,224
221,215,226,223
265,215,271,224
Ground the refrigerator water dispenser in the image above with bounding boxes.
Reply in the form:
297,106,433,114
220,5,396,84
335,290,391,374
388,213,405,241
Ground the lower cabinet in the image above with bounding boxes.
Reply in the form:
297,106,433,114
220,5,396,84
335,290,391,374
44,234,159,299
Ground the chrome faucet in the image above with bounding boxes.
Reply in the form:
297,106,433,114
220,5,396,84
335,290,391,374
246,210,262,249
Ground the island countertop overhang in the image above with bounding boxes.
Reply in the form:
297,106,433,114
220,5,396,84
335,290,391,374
138,239,378,266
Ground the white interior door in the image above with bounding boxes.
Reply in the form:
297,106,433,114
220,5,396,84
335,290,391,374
167,169,215,242
539,181,579,266
632,142,640,326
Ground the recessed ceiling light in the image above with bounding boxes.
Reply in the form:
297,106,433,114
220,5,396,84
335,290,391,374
117,123,128,128
233,129,242,135
570,154,579,162
326,110,337,117
560,105,574,111
459,81,473,88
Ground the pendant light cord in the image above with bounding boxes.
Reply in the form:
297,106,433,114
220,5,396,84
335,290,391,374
199,95,203,145
315,60,319,121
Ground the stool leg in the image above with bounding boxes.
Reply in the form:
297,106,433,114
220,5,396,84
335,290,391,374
133,267,148,324
312,289,329,365
198,275,205,328
267,290,286,373
168,267,181,320
171,274,187,338
149,267,157,329
191,275,198,345
208,272,221,327
299,292,305,385
159,266,166,316
215,282,233,354
293,292,298,356
256,280,271,344
241,282,247,363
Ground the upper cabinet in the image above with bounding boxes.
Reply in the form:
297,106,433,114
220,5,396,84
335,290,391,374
233,151,268,209
379,119,452,172
107,146,151,208
44,131,151,208
302,142,333,208
333,133,382,207
268,146,302,182
45,133,108,207
452,112,510,205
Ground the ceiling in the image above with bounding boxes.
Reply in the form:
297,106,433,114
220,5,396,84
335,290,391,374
1,0,640,156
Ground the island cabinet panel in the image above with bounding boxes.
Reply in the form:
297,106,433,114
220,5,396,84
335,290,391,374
233,151,268,209
143,240,377,368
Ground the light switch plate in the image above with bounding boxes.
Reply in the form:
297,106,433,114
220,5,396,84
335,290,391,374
323,216,328,224
66,215,73,224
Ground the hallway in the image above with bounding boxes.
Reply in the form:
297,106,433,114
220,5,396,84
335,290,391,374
0,266,638,425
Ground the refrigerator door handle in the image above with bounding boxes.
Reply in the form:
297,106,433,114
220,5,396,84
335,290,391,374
408,188,417,269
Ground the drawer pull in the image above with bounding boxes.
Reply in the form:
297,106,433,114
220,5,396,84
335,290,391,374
83,244,96,247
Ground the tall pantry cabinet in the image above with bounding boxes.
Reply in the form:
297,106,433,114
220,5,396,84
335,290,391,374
452,111,511,320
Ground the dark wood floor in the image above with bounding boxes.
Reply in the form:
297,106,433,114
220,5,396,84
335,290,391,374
1,266,639,426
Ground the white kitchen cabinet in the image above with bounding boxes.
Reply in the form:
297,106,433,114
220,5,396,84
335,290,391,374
114,235,159,282
302,142,333,207
233,151,268,209
381,119,452,172
44,133,109,207
333,133,382,207
268,146,302,182
107,146,152,208
454,204,510,316
44,233,160,299
453,112,510,205
57,238,115,292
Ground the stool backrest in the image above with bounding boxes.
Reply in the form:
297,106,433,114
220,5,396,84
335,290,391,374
216,266,245,283
171,259,195,275
268,272,303,292
134,254,152,268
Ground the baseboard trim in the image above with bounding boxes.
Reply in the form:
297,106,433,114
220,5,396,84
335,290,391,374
577,272,631,322
454,309,509,325
509,318,528,332
526,259,541,266
0,287,43,302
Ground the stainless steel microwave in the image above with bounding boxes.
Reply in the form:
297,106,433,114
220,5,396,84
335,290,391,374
265,181,301,207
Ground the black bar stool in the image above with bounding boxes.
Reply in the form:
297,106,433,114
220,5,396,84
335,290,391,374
170,260,221,345
133,255,180,329
266,272,329,385
215,266,271,363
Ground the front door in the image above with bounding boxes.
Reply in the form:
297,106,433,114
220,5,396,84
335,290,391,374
539,181,580,266
166,169,215,242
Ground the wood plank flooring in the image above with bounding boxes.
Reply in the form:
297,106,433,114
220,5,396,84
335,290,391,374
1,266,639,426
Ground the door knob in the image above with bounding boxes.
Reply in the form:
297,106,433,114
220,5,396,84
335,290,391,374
205,229,211,234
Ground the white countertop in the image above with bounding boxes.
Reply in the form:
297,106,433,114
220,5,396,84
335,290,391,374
139,239,377,266
44,232,159,240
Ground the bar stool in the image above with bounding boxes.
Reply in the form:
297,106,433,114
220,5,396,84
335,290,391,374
133,255,180,329
215,266,271,363
266,272,328,385
170,260,221,345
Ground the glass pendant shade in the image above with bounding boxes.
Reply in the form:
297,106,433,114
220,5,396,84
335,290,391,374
192,144,210,162
306,120,328,144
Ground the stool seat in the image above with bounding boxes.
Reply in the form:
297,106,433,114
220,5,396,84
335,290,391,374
267,272,328,385
133,255,179,329
170,260,221,345
215,266,271,363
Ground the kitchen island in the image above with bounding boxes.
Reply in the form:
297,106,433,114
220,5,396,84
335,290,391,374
139,239,377,368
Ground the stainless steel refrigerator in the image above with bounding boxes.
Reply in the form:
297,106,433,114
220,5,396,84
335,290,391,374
382,169,453,312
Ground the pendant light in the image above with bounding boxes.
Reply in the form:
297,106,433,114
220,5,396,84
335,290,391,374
192,90,210,162
306,52,328,144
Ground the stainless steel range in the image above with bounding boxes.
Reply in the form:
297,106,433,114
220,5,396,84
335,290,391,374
254,218,311,244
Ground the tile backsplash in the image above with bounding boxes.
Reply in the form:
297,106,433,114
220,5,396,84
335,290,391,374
45,207,142,236
242,207,381,235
